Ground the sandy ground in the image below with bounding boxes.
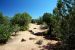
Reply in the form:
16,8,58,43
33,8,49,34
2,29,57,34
0,24,58,50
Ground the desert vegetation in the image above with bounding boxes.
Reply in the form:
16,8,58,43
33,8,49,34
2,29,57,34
0,0,75,50
11,12,32,31
0,12,32,43
31,0,75,50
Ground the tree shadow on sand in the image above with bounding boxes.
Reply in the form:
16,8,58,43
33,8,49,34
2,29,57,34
29,30,59,41
43,35,59,41
42,41,62,50
29,30,62,50
34,32,59,41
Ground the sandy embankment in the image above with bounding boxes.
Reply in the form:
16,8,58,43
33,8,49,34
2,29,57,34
0,24,58,50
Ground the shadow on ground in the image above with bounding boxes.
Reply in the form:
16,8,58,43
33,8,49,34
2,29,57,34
29,30,59,41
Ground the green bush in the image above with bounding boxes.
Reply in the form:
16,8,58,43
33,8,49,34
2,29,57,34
65,34,75,50
0,24,13,44
31,19,37,23
42,13,52,25
11,12,31,31
0,12,10,25
12,24,20,32
31,17,43,25
20,25,29,31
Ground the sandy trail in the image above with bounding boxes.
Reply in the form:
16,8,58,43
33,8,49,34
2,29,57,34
0,24,58,50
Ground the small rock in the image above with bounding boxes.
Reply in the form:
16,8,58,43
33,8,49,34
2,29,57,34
21,38,26,42
29,37,35,40
38,46,42,48
28,30,34,34
29,30,33,32
40,49,44,50
34,28,37,29
35,40,43,45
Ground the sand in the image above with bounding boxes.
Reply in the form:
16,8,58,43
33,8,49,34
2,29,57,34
0,23,58,50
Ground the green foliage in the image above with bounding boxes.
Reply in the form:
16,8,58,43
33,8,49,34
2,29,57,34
53,0,75,50
37,17,43,25
11,12,32,31
0,24,13,43
42,13,52,25
65,34,75,50
57,0,63,9
0,12,13,44
20,25,29,31
42,12,61,37
0,12,10,25
31,17,43,25
31,19,36,23
12,24,20,32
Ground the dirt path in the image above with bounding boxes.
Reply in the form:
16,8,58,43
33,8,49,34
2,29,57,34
0,24,58,50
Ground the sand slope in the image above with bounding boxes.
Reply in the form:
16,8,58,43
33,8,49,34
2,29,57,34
0,24,58,50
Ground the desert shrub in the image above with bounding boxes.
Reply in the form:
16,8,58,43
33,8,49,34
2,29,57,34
54,34,75,50
0,12,13,43
0,24,13,44
32,17,43,25
52,0,75,50
20,25,29,31
11,12,32,31
37,17,43,25
0,12,10,25
31,19,37,23
11,24,20,36
65,34,75,50
42,13,52,25
13,24,20,32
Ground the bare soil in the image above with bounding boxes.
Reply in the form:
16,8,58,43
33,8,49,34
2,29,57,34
0,24,58,50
